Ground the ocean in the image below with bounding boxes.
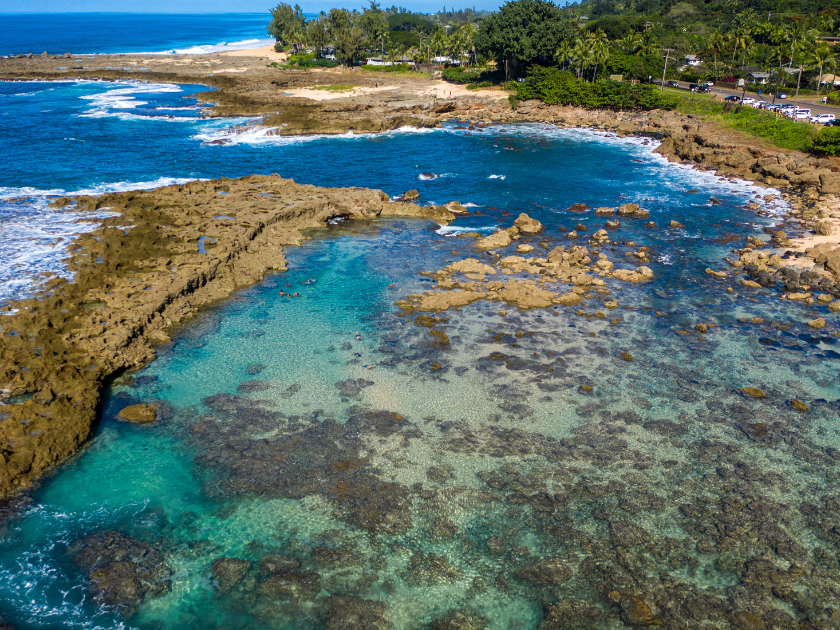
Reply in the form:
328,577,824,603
0,13,274,56
1,53,840,630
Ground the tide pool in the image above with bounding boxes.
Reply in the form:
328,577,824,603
1,80,839,630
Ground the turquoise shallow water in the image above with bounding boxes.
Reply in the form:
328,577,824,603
1,81,840,630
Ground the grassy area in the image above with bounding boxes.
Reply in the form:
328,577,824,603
676,93,818,152
312,84,356,92
360,63,417,75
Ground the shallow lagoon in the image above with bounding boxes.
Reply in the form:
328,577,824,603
1,81,839,630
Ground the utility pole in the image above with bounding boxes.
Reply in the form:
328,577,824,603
660,48,673,91
794,65,803,106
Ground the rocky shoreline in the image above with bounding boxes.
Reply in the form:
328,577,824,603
0,175,453,495
1,54,839,496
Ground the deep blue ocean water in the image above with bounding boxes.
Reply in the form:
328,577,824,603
1,79,839,630
0,13,274,56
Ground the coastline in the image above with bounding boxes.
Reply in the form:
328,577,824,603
0,54,839,495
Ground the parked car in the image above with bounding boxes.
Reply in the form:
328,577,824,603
826,119,840,127
741,97,756,105
704,80,714,87
756,101,768,109
723,95,740,102
794,109,811,120
812,113,836,125
667,80,680,88
777,92,787,99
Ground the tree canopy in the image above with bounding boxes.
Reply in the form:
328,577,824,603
474,0,576,78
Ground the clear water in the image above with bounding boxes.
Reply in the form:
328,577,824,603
0,13,275,56
1,80,840,630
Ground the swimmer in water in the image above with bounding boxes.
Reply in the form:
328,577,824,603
293,292,299,297
353,352,361,357
279,291,285,296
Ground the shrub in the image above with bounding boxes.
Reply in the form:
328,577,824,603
726,107,816,152
827,92,840,106
509,95,520,110
808,126,840,156
442,67,503,86
274,42,285,53
292,57,341,68
361,63,415,73
515,67,680,111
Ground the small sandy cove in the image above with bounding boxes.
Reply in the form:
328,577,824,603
218,44,288,62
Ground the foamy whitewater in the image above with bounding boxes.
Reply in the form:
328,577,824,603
1,75,838,630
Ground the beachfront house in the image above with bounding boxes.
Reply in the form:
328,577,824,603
747,71,770,85
685,54,700,67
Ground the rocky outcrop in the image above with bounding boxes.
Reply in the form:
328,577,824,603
0,175,448,496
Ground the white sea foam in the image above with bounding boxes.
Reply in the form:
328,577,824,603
435,225,497,236
0,178,199,305
488,174,506,180
192,123,440,147
130,37,275,56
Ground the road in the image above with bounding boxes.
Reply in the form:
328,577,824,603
660,81,840,117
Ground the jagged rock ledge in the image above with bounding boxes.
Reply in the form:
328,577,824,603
0,175,454,496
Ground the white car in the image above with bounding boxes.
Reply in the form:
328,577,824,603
704,81,714,87
795,109,811,120
741,97,755,105
811,113,836,125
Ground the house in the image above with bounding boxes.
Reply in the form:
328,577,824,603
819,73,840,87
685,54,700,67
747,71,770,85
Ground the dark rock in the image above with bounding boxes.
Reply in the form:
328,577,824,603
246,364,266,375
325,595,387,630
515,557,572,585
211,557,250,594
70,531,171,616
610,521,652,548
237,380,272,393
540,599,601,630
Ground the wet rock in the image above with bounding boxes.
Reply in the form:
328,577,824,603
540,599,601,630
237,380,272,393
211,557,250,594
567,203,590,213
432,609,489,630
256,555,320,600
669,220,685,229
258,554,301,577
476,229,512,250
70,531,171,615
612,266,653,283
741,387,765,399
618,595,658,627
807,317,826,329
117,403,156,424
404,551,463,585
621,352,633,361
594,207,615,216
790,399,810,412
336,378,374,398
706,269,727,278
325,596,387,630
246,364,266,375
426,466,453,483
444,201,469,214
695,323,708,333
516,243,535,253
513,213,544,234
605,219,620,229
617,203,650,219
609,521,651,548
400,189,420,202
429,516,459,541
514,557,572,586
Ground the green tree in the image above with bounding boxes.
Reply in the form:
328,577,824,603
336,27,365,65
555,40,573,70
619,32,640,54
473,0,575,80
307,16,328,57
811,41,837,93
360,1,389,53
267,3,306,47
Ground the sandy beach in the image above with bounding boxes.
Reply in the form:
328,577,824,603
217,43,287,62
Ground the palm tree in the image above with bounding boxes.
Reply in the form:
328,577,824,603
812,41,837,93
570,37,592,79
430,28,447,60
588,30,610,81
730,27,751,68
639,31,658,57
619,32,640,54
555,40,572,70
707,28,724,70
785,21,805,67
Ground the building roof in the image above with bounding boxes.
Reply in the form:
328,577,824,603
748,72,770,78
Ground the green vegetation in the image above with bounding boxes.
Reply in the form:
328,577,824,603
360,63,416,73
808,126,840,156
515,67,680,110
725,107,818,151
311,84,357,92
442,66,503,85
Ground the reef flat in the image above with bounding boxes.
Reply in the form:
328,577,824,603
0,175,453,494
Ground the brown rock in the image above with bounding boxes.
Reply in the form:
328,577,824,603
807,317,826,329
669,220,685,229
566,203,590,213
513,213,544,234
514,557,572,586
741,387,765,399
790,399,810,412
399,189,420,202
117,403,156,424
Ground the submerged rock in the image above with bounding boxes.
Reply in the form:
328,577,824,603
117,403,156,424
70,531,171,616
515,557,572,586
211,557,251,594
